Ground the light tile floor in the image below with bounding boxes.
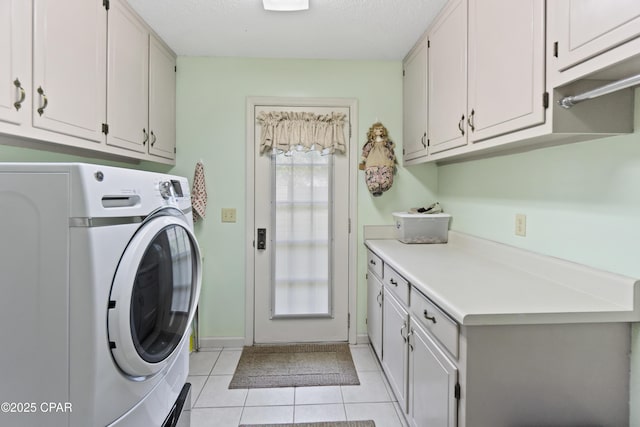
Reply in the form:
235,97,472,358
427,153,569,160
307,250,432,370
188,344,408,427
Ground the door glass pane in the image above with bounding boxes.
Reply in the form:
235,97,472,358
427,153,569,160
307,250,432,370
130,224,196,363
272,150,333,317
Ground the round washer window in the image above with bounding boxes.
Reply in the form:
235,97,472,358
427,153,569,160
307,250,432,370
108,212,202,378
130,224,196,363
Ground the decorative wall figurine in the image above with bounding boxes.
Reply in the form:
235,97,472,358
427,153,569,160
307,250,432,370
359,122,397,196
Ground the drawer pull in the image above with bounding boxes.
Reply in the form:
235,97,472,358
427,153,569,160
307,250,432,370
369,259,377,266
423,309,437,324
389,278,398,287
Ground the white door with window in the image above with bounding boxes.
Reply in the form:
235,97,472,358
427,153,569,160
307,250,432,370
250,102,353,344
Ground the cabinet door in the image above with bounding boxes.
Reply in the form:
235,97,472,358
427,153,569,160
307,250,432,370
148,36,176,160
553,0,640,71
367,271,383,359
382,289,408,413
32,0,106,143
0,0,29,126
467,0,545,143
402,36,428,163
428,0,468,155
408,320,458,427
107,0,149,153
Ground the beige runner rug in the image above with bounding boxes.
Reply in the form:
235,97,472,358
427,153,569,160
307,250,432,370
228,343,360,389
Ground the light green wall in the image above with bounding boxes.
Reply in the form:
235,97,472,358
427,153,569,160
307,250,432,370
174,56,438,340
0,135,172,173
437,90,640,426
0,136,168,172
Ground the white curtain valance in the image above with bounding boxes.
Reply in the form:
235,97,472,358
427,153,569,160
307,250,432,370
257,111,347,155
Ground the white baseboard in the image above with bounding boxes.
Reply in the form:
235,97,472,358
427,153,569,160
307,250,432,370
194,335,369,350
356,333,370,345
196,336,246,350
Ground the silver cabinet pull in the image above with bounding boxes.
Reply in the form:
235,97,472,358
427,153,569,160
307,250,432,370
400,321,408,343
13,79,25,111
423,309,437,324
369,259,376,266
142,128,149,145
458,114,465,136
421,132,427,148
376,290,383,307
389,278,398,287
150,130,157,146
407,328,415,352
468,109,475,132
37,86,48,116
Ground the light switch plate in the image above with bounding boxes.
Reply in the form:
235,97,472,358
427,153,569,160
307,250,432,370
221,208,236,223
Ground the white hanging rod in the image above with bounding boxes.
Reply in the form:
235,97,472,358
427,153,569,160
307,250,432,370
558,72,640,109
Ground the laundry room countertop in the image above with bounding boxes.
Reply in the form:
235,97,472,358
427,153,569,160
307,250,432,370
365,231,640,326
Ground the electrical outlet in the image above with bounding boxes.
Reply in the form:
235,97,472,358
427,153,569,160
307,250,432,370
221,208,236,223
515,213,526,237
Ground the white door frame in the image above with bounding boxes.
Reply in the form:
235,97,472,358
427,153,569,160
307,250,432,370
245,96,358,345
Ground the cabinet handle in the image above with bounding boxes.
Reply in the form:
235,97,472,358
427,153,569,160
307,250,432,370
369,259,376,266
400,321,408,343
142,128,149,145
377,290,383,307
407,328,415,352
37,86,48,116
423,309,437,324
150,130,157,146
458,115,465,136
421,132,427,148
468,109,475,132
389,278,398,287
13,79,25,111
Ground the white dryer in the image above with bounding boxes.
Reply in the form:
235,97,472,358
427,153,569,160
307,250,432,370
0,163,201,427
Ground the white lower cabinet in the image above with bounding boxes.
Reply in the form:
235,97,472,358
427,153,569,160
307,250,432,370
367,244,631,427
381,288,409,412
366,269,383,359
408,319,457,427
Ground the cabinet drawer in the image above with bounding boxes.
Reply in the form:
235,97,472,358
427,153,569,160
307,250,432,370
411,288,459,359
367,250,383,279
384,265,410,307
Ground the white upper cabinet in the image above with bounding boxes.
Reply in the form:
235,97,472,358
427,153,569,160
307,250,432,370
107,0,149,153
107,0,176,161
0,0,30,127
0,0,176,165
428,0,545,155
467,0,545,143
552,0,640,72
148,36,177,161
32,0,106,143
402,35,428,164
427,0,468,155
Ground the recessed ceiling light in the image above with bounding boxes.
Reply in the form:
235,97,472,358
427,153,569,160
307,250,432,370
263,0,309,11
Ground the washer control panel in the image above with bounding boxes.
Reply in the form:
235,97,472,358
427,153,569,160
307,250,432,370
158,180,185,200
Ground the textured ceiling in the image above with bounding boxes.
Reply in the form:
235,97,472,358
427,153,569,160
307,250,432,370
126,0,448,60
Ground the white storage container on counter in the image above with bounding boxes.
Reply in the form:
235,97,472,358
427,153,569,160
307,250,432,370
392,212,451,244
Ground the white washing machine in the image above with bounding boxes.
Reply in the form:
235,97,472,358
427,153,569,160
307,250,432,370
0,163,202,427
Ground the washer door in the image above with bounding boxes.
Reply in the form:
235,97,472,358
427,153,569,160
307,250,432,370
108,211,201,377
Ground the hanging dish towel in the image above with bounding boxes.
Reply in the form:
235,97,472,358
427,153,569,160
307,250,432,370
191,161,207,223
